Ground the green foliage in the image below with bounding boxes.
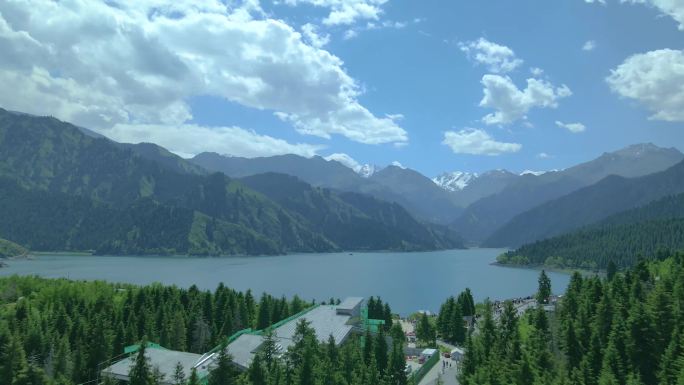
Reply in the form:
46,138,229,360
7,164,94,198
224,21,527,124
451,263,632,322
0,238,28,258
0,108,463,255
0,276,310,385
436,293,467,345
502,218,684,269
536,270,551,304
460,252,684,385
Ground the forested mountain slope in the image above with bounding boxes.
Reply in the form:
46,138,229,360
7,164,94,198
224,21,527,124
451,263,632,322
192,152,464,224
0,238,28,258
0,108,458,254
452,144,683,243
241,173,463,251
498,193,684,269
485,160,684,248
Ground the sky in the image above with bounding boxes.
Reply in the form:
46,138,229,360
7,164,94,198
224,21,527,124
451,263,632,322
0,0,683,176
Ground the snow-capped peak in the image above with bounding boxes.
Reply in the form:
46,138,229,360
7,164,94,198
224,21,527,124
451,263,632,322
432,171,478,192
358,164,382,178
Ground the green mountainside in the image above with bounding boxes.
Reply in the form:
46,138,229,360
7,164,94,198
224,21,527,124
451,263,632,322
241,173,463,251
452,143,683,244
500,193,684,269
0,238,28,258
485,159,684,248
0,108,460,254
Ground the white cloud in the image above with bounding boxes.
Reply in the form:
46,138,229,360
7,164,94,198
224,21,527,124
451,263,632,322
343,29,359,39
301,23,330,48
442,129,522,156
0,0,407,146
530,67,544,77
555,121,587,133
537,152,551,159
582,40,597,51
606,49,684,122
479,75,572,125
585,0,683,30
324,153,362,171
459,38,523,74
108,123,325,159
283,0,389,26
622,0,684,30
391,161,406,168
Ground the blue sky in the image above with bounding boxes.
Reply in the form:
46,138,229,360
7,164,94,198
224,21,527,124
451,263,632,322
1,0,683,176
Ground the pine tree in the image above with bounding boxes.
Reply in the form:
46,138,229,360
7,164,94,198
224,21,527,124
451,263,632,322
188,367,200,385
374,328,388,374
129,340,153,385
172,361,186,385
537,270,552,304
208,345,235,385
249,354,267,385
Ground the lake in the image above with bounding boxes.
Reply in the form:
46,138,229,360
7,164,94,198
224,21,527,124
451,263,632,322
0,249,570,315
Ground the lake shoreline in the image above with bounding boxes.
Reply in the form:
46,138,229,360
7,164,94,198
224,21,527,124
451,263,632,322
490,261,602,277
0,249,571,316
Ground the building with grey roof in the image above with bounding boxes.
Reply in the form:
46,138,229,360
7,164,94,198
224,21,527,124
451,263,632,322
102,297,367,379
101,347,212,384
226,301,362,370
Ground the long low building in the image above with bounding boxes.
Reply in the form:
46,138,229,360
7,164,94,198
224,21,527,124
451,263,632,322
101,297,366,382
228,298,363,369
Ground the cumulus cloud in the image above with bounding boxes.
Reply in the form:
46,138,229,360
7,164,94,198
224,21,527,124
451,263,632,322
606,49,684,122
324,153,362,171
283,0,389,26
479,75,572,125
530,67,545,77
459,38,523,74
442,129,522,156
623,0,684,30
0,0,407,150
108,123,324,159
301,23,330,48
585,0,683,30
583,40,597,51
555,121,587,133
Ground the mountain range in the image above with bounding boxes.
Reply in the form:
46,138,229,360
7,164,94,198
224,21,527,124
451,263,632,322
191,152,465,224
450,143,684,243
3,106,683,263
485,157,684,248
0,108,463,254
501,192,684,269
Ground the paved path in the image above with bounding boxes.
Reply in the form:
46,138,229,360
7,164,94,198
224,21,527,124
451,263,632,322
418,356,459,385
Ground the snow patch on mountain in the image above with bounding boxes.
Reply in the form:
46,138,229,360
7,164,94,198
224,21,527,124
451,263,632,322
432,171,479,192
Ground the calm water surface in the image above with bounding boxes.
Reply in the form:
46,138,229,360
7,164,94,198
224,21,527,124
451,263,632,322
0,249,570,315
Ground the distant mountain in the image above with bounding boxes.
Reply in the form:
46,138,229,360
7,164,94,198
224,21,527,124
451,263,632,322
192,153,463,224
0,108,459,254
363,166,463,224
500,193,684,269
358,164,382,178
118,142,207,176
450,169,521,208
452,143,684,243
433,171,478,192
241,173,463,251
486,159,684,248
